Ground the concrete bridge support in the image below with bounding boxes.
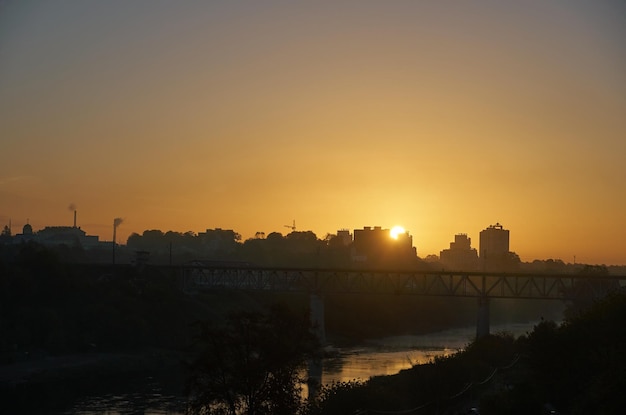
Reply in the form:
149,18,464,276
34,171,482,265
310,293,326,345
476,296,490,339
307,357,323,399
308,293,325,398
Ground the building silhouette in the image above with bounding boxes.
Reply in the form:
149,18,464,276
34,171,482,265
479,223,509,257
479,223,519,271
12,215,101,249
440,233,478,271
14,224,101,248
336,229,352,246
352,226,416,267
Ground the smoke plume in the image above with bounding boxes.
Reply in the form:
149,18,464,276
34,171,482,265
114,218,123,227
68,203,77,211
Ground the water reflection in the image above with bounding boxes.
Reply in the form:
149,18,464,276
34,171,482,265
322,348,452,384
317,322,537,385
62,322,538,414
57,375,186,415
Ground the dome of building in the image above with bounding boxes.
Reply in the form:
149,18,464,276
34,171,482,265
23,223,33,235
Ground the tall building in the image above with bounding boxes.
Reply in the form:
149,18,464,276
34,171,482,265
479,223,509,258
352,226,416,267
440,233,478,271
336,229,352,246
479,223,518,271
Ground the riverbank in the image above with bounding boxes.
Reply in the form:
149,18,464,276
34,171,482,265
1,321,544,414
0,349,185,414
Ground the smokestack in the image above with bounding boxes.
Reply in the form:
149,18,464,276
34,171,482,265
68,203,77,227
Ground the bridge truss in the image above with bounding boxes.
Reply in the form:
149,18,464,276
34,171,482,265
181,266,626,300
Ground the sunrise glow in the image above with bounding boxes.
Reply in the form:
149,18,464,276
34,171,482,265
390,226,406,240
0,1,624,264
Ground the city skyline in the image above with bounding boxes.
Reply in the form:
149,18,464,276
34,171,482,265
3,213,622,266
1,1,625,265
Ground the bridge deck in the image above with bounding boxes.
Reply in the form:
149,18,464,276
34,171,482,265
182,266,626,300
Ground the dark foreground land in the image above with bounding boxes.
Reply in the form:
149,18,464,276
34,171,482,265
1,243,603,414
313,290,626,415
5,290,618,415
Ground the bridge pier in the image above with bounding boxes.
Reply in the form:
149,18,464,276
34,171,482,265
476,296,490,339
307,356,323,399
310,293,326,345
308,293,325,399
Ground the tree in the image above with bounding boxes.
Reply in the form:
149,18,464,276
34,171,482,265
564,264,618,319
186,304,319,415
0,225,12,245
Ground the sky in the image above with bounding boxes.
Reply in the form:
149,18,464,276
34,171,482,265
1,0,625,265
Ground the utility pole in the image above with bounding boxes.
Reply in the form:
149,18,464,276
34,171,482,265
113,218,123,265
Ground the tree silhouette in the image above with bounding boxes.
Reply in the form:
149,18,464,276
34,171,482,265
185,304,318,415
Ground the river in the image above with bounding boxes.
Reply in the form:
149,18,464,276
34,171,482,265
48,322,537,415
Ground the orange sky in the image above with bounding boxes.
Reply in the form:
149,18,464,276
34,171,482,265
1,1,625,265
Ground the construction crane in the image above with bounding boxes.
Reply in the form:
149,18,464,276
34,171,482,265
284,220,296,232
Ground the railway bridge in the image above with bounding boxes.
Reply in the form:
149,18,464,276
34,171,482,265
180,265,626,340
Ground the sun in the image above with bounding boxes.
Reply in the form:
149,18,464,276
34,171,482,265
389,225,406,239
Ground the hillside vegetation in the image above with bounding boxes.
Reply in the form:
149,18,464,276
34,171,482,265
306,291,626,415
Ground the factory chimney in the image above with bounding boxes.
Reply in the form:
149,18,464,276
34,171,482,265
68,203,77,227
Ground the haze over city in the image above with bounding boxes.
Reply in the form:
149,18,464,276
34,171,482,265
1,1,625,265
